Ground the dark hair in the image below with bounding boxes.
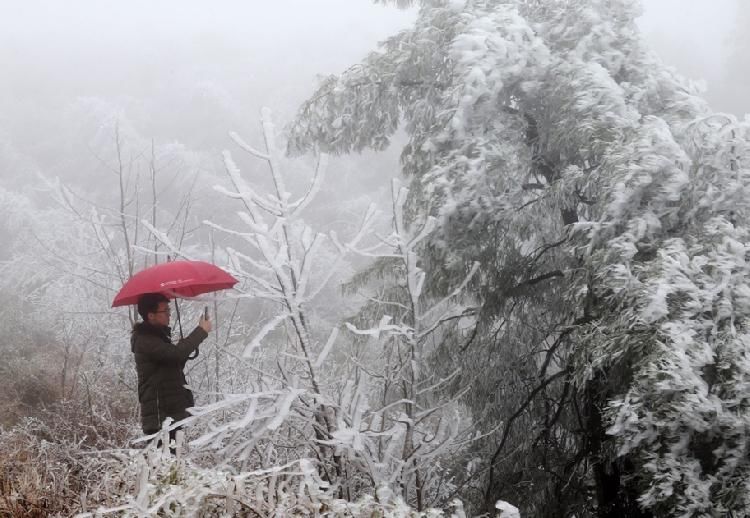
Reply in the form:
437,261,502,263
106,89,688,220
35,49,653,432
137,293,170,321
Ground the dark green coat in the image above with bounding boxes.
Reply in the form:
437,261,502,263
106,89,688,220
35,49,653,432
131,323,207,433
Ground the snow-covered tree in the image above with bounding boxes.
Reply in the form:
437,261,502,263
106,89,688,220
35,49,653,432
290,0,750,515
167,107,381,496
94,108,490,516
339,178,480,510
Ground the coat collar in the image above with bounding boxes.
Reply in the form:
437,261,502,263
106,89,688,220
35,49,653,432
132,321,172,341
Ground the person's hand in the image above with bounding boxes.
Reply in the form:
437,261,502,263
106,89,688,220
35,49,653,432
199,314,212,333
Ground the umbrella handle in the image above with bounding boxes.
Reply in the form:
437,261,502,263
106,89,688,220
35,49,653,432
174,298,184,340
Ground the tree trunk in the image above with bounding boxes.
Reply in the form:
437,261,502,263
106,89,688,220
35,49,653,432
586,377,652,518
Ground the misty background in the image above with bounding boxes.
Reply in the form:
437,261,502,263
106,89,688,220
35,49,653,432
1,0,746,201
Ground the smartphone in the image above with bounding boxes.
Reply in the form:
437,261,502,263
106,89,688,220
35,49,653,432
204,306,210,320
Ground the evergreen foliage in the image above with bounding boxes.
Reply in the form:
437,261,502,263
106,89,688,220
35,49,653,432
290,0,750,515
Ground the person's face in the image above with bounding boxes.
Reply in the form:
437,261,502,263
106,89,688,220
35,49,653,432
148,301,171,327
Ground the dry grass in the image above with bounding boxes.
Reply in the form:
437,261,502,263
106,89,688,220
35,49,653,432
0,390,140,517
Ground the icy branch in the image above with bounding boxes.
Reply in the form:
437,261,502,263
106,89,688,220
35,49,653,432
229,131,270,160
242,313,290,357
314,327,339,368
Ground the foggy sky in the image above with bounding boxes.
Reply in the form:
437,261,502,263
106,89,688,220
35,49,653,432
639,0,742,114
0,0,745,189
1,1,412,107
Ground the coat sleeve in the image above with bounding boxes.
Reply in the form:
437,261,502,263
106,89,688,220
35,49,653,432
137,327,208,364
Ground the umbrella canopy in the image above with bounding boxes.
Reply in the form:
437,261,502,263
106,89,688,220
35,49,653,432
112,260,238,307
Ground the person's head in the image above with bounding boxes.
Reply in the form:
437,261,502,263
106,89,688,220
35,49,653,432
137,293,171,327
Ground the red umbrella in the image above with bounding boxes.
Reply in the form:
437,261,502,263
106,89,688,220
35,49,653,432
112,260,238,308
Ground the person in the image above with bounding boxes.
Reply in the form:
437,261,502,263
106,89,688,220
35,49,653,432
131,293,212,448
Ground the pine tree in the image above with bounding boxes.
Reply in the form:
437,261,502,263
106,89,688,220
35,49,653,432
290,0,750,515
